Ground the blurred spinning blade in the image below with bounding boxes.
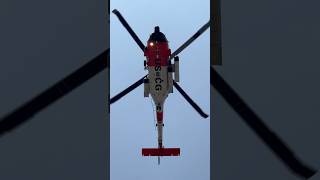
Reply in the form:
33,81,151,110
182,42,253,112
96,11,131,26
211,66,316,179
0,49,109,137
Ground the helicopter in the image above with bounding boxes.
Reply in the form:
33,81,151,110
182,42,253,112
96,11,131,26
0,3,316,178
110,9,210,164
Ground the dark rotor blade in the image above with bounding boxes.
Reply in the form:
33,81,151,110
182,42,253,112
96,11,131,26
0,49,109,137
211,66,316,179
212,0,222,65
170,21,210,60
110,75,146,104
112,9,145,52
173,81,208,118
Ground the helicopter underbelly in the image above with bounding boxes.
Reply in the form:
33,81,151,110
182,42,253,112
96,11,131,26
147,66,169,107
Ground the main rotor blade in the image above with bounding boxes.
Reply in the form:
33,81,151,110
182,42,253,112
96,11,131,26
112,9,145,52
173,81,208,118
0,49,109,137
110,76,146,104
211,66,316,179
170,21,210,60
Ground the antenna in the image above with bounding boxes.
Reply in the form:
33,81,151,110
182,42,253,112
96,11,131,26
155,26,160,33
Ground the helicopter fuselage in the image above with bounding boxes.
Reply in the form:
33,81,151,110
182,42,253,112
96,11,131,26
112,9,209,162
143,26,178,148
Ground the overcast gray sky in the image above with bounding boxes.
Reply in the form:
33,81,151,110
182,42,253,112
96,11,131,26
110,0,210,180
